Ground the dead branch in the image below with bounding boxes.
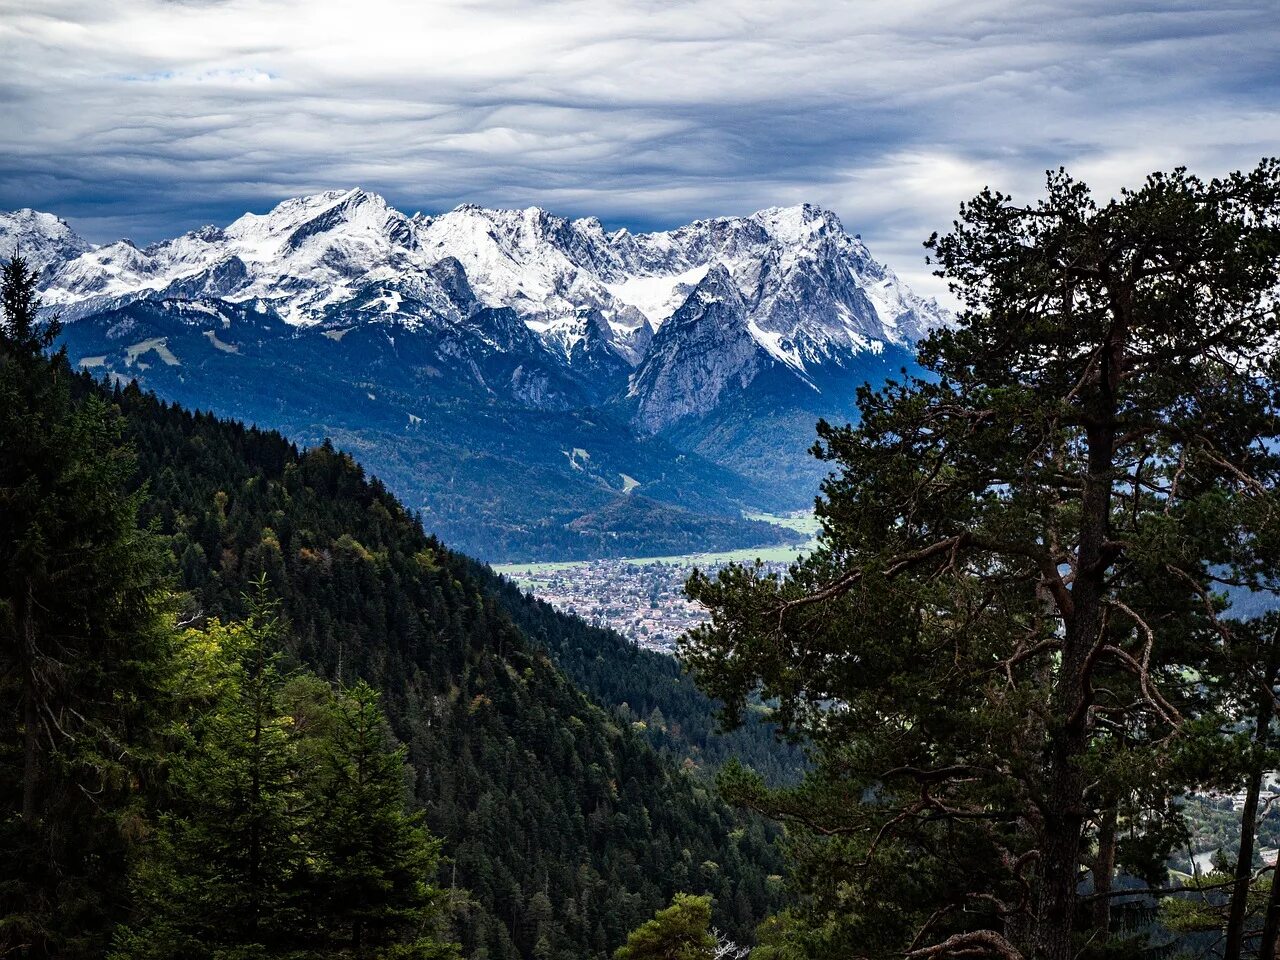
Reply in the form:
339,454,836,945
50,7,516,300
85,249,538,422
905,929,1024,959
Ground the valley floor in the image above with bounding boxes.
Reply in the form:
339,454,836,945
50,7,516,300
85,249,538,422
494,512,818,651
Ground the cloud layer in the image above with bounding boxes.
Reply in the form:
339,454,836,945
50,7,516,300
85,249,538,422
2,0,1278,299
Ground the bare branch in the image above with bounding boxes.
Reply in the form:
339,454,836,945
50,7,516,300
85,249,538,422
1099,597,1184,728
906,929,1025,960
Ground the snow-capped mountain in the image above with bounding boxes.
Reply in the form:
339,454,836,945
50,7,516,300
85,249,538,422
0,209,91,277
629,265,766,434
9,189,943,366
1,192,946,559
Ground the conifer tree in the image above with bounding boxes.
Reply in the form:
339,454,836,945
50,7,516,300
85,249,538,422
614,893,716,960
306,678,457,959
116,589,459,960
683,161,1280,959
0,252,59,358
114,588,309,959
0,253,170,958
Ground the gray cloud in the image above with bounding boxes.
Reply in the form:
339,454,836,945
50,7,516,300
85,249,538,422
2,0,1278,300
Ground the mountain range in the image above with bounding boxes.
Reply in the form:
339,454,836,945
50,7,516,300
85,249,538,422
1,191,945,561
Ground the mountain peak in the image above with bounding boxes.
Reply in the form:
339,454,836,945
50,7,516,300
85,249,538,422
8,193,948,368
628,261,761,433
0,207,92,273
689,262,742,306
225,187,389,239
748,202,842,244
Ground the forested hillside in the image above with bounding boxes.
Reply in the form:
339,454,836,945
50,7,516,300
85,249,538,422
471,565,806,786
103,378,787,959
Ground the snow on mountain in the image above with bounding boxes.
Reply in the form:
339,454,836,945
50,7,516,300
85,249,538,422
604,264,711,326
39,189,425,325
0,209,91,276
9,192,947,420
629,264,769,434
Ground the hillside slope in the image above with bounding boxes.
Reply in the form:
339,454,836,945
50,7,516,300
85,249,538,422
100,377,788,959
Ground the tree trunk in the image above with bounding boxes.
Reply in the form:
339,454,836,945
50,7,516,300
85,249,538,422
1036,697,1088,960
1036,633,1090,958
1036,410,1118,960
1225,751,1265,960
248,683,263,939
1224,668,1277,960
1091,807,1118,934
1261,861,1280,960
20,588,40,825
22,681,39,824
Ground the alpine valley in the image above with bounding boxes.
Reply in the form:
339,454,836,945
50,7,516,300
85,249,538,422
0,191,946,561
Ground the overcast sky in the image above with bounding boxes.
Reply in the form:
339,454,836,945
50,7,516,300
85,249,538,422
2,0,1278,299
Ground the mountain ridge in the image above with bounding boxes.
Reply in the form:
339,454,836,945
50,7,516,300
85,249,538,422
4,189,945,345
2,193,942,561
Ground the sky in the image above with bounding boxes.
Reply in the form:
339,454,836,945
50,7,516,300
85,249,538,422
2,0,1279,300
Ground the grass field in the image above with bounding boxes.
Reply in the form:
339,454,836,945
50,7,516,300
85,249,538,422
491,510,820,577
743,510,822,536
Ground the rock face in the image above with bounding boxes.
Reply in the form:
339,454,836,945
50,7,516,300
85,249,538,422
1,193,947,560
629,264,766,435
0,209,92,277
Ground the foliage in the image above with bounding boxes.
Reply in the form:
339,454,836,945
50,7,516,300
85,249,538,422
112,586,457,960
92,378,787,958
307,677,456,957
0,254,172,959
614,894,717,960
473,563,807,785
113,597,312,958
681,160,1280,959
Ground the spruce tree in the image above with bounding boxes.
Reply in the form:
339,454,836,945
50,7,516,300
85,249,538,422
305,679,456,959
0,253,170,958
117,594,458,960
114,589,309,959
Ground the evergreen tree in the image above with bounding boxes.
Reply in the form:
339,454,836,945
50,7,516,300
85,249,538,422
116,590,459,960
0,253,170,958
306,679,457,959
0,252,59,357
614,894,716,960
682,160,1280,959
114,589,310,959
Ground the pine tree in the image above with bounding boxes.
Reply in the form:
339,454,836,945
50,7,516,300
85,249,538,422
613,893,716,960
682,160,1280,959
0,253,171,958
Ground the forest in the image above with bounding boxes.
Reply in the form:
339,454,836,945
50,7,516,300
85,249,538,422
8,158,1280,960
0,253,790,959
